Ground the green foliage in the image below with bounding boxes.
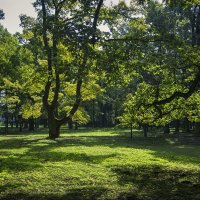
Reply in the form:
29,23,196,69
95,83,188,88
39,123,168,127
186,92,200,122
118,1,200,127
64,106,90,125
63,78,102,102
21,102,42,119
1,0,200,132
0,25,19,82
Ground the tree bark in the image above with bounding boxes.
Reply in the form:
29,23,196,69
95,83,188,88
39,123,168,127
19,121,23,132
74,121,78,130
130,123,133,139
24,121,28,129
183,118,190,133
143,125,148,138
10,115,14,128
68,118,73,130
195,122,200,134
92,99,95,128
4,115,8,134
48,113,60,139
164,124,170,136
15,116,19,128
29,118,35,131
175,120,179,133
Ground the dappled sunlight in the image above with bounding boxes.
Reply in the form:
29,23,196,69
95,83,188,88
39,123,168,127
1,129,200,199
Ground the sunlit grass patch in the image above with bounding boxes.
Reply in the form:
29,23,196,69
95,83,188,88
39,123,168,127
0,129,200,199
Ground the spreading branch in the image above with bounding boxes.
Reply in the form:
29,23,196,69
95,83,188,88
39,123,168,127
92,0,104,44
152,69,200,106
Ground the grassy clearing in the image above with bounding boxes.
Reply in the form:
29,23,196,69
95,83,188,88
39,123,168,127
0,128,200,200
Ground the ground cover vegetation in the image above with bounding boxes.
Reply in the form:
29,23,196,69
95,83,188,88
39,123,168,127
0,129,200,200
0,0,200,199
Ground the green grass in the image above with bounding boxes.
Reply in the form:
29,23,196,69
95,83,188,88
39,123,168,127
0,128,200,200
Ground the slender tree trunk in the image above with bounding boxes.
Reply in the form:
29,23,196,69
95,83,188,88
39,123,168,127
4,114,8,134
183,118,190,133
35,118,39,129
143,125,148,138
24,120,28,129
130,123,133,139
18,115,22,132
15,118,19,128
10,115,14,128
164,124,170,136
29,118,35,131
175,120,179,133
19,121,22,132
92,99,95,128
74,121,78,130
68,118,73,130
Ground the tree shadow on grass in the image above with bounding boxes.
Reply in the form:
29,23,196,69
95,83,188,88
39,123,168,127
0,155,42,172
74,135,200,165
1,133,200,171
53,135,200,166
0,187,108,200
0,136,119,172
27,150,118,164
113,165,200,200
1,132,200,199
0,137,46,150
0,183,24,193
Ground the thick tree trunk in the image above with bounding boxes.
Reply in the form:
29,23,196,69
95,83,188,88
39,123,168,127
48,114,60,139
49,124,60,139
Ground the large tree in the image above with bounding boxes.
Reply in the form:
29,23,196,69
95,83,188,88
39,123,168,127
117,1,200,131
28,0,105,139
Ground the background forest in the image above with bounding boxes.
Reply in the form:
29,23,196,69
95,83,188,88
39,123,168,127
1,0,199,138
0,0,200,200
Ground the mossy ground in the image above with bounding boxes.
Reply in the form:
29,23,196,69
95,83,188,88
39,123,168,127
0,128,200,200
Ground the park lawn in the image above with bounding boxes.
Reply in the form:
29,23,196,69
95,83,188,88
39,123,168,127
0,129,200,200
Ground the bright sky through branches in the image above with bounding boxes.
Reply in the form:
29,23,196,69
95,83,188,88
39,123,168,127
0,0,130,34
